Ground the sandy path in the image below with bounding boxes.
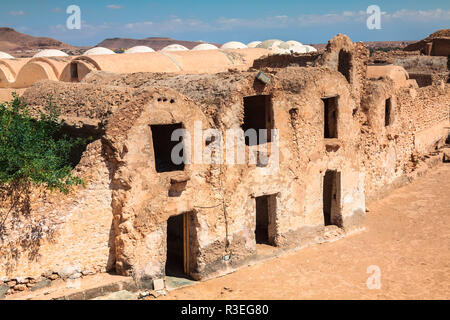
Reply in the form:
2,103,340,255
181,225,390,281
159,164,450,300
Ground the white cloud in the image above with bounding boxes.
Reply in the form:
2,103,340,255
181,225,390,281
106,4,123,9
9,11,25,16
125,21,153,29
123,18,211,35
45,8,450,42
213,8,450,30
384,8,450,21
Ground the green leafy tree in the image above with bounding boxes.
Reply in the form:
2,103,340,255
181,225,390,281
0,94,86,193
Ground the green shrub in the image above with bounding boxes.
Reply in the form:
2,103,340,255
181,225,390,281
0,94,86,193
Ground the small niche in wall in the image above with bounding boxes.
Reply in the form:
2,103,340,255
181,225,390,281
385,98,392,127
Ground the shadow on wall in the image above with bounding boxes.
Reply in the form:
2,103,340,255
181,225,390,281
106,220,116,272
0,181,57,275
103,143,117,273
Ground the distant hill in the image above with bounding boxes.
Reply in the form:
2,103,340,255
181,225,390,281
404,29,450,52
96,37,222,51
0,27,81,57
0,27,425,58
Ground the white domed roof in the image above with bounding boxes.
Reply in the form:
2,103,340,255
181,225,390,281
191,43,219,51
221,41,247,49
247,41,262,48
285,40,303,47
33,49,68,58
161,44,189,52
303,45,317,53
257,39,283,49
288,44,308,54
83,47,116,56
257,40,291,54
125,46,155,54
270,46,291,55
0,52,14,59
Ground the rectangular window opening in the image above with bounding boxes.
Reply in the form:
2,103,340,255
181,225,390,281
323,96,339,139
338,50,352,83
150,123,185,173
255,194,277,246
385,98,392,126
242,95,273,146
323,170,342,227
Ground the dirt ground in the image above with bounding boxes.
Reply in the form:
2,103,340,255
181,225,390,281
159,164,450,300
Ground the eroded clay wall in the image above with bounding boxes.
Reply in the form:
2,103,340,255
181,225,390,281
1,34,448,292
360,79,449,200
0,141,114,287
0,83,138,291
95,67,366,284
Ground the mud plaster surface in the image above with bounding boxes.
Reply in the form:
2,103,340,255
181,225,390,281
156,164,450,300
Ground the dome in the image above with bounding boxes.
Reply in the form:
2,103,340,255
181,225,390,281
0,52,14,59
191,43,219,51
257,39,283,49
288,44,308,54
303,45,318,53
270,46,291,55
221,41,247,50
285,40,303,47
83,47,116,56
125,46,155,54
257,40,291,54
33,49,69,58
247,41,262,48
161,44,189,52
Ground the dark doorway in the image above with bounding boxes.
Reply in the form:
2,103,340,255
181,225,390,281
255,194,276,245
385,98,392,126
338,50,351,82
242,95,273,146
323,170,342,227
166,214,187,278
150,123,185,173
323,96,339,139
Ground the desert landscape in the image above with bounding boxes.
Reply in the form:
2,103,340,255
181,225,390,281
0,2,449,303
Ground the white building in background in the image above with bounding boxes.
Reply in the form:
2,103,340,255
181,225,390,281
161,44,189,52
247,41,262,48
221,41,248,49
192,43,219,51
0,52,14,59
83,47,116,56
125,46,155,54
33,49,69,58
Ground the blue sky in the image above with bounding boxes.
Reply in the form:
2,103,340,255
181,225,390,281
1,0,449,46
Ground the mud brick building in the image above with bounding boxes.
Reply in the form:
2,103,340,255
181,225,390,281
0,34,449,296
